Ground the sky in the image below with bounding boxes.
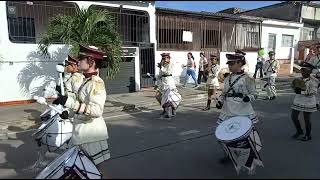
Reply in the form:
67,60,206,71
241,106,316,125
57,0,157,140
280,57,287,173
155,1,282,13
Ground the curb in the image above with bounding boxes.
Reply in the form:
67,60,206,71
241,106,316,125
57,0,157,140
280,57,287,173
104,93,207,113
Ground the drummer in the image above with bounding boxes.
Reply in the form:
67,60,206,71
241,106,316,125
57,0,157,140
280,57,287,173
52,45,110,168
63,55,84,99
202,54,220,111
262,51,280,100
291,62,319,141
156,53,181,119
216,50,258,124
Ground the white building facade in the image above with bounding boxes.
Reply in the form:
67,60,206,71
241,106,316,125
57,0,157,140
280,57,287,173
0,1,156,104
261,19,303,60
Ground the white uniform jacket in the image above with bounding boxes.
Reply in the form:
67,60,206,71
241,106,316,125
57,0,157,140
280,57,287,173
292,76,319,112
263,59,280,77
64,75,108,145
64,72,84,99
206,63,220,88
217,72,258,123
157,62,176,92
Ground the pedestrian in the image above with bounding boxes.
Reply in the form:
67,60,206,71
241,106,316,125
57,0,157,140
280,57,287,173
308,46,320,110
262,51,280,100
198,52,208,84
183,52,198,88
202,55,220,111
291,62,319,141
52,45,110,171
305,46,317,63
215,50,259,162
253,48,265,79
156,53,181,119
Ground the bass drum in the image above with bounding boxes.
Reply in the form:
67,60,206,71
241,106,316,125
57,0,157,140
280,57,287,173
218,67,230,83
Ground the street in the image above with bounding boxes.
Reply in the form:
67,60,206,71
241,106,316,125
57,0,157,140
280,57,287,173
0,82,320,179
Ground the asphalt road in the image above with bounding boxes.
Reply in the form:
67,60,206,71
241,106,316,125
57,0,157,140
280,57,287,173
1,82,320,179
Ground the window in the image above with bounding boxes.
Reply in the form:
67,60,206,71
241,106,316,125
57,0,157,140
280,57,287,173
6,1,78,44
202,29,220,48
246,31,259,48
282,34,294,47
89,5,150,45
8,17,36,43
158,29,187,44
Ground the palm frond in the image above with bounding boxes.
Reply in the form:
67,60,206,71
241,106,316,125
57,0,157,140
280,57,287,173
38,7,123,79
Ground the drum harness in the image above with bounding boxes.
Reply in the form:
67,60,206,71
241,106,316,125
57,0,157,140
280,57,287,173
224,73,246,98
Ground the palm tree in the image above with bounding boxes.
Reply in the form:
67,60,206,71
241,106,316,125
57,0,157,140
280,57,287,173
38,7,122,79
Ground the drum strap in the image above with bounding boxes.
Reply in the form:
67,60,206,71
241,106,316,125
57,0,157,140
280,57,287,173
75,78,92,114
210,65,217,75
266,60,276,72
225,74,245,96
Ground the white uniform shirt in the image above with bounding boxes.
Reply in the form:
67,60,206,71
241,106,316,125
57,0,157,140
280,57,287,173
199,57,208,71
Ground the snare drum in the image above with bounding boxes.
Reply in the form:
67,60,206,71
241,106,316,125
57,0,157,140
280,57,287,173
215,116,263,174
35,146,102,179
161,88,182,109
32,114,73,152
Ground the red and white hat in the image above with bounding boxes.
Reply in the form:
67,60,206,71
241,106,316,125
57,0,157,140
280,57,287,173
79,45,106,60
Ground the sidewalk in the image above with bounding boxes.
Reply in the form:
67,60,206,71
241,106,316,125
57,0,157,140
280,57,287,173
0,86,207,126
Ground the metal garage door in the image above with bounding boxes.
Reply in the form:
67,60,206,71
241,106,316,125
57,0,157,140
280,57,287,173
102,57,136,94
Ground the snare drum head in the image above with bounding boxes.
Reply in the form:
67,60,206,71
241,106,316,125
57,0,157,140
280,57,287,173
215,116,252,142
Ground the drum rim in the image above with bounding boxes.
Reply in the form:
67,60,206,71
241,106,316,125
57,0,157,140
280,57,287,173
215,116,252,142
36,147,79,178
218,126,253,143
32,114,60,137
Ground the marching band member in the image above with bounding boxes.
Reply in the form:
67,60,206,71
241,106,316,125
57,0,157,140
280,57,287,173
216,50,258,124
215,50,260,165
52,45,110,167
262,51,280,100
56,55,84,98
291,62,319,141
202,55,220,111
156,53,181,119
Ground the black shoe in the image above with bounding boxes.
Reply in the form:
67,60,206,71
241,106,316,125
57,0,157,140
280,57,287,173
270,96,276,100
291,132,303,139
264,97,271,100
317,104,319,110
202,106,210,111
301,136,312,141
160,110,166,116
172,109,176,117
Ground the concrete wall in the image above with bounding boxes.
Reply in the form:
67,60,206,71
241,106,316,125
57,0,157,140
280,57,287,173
261,20,302,60
0,1,156,103
155,51,258,85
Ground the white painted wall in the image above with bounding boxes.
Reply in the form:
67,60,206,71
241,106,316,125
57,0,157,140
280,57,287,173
0,1,156,103
155,51,258,85
220,52,258,76
261,20,303,60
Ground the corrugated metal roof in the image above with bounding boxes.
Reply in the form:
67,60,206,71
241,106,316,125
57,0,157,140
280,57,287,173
156,7,263,22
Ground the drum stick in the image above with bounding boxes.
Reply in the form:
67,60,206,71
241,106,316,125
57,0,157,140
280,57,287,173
59,73,65,96
34,96,63,114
